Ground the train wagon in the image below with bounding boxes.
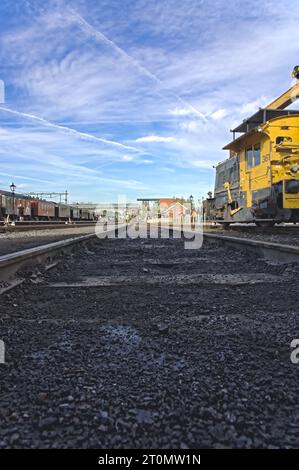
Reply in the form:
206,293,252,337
0,190,31,219
16,197,31,219
31,200,55,220
0,193,5,218
1,191,15,217
1,189,97,222
55,204,71,220
80,209,90,220
70,206,80,220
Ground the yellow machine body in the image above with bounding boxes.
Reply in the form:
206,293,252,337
228,115,299,208
204,68,299,225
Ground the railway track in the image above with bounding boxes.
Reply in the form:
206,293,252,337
202,231,299,263
0,233,96,293
0,221,97,233
0,225,127,290
0,220,97,225
0,225,298,448
204,223,299,235
1,223,299,288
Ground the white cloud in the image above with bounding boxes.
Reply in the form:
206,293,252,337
191,160,218,169
121,155,135,161
0,106,142,152
180,121,200,133
135,135,176,143
68,8,205,119
169,107,196,117
240,96,269,116
210,109,228,120
0,124,148,191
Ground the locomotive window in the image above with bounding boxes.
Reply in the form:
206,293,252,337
276,136,292,145
246,146,253,169
254,144,261,166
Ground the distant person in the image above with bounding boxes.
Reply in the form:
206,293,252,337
191,208,197,224
18,205,24,222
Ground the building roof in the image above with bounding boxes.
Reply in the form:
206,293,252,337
0,189,31,199
223,108,299,151
137,198,160,202
223,129,259,151
231,108,299,134
160,201,188,214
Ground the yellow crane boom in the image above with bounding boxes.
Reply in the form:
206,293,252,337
265,66,299,110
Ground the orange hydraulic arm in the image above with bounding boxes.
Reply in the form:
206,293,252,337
265,66,299,110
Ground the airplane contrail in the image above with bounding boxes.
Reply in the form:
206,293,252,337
0,106,142,153
0,171,52,184
68,9,206,120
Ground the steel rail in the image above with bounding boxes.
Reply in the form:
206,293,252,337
203,232,299,263
169,227,299,263
0,225,126,284
0,222,97,233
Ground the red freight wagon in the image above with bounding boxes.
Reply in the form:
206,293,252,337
31,200,55,219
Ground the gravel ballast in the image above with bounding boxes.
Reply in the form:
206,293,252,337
0,226,96,256
0,236,299,448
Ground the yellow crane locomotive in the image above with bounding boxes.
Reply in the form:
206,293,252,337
205,66,299,227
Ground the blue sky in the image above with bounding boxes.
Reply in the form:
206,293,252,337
0,0,298,203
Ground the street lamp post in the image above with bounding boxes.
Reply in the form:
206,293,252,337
10,182,16,222
189,194,194,212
